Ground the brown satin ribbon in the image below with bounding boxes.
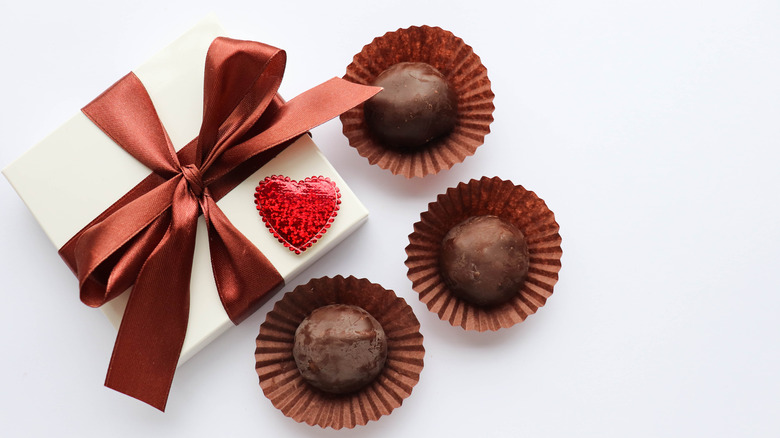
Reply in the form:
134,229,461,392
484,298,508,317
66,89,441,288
56,37,380,411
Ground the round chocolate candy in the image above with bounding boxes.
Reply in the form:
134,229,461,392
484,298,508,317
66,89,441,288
363,62,458,150
293,304,388,394
440,215,530,307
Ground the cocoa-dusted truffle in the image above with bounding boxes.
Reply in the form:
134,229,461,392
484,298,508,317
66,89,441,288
440,215,530,307
293,304,388,394
363,62,457,150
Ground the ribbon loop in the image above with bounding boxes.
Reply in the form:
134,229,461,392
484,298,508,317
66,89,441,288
57,37,381,411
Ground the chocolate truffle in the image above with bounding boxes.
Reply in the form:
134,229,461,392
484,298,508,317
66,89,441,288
440,215,530,307
363,62,457,150
293,304,388,394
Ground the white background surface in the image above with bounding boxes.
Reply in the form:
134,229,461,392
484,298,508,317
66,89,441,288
1,1,779,436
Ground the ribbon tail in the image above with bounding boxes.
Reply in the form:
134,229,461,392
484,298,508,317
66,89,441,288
104,182,200,411
205,79,381,184
201,193,284,324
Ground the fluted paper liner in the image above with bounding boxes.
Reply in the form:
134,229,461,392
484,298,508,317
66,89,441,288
255,276,424,429
341,26,495,178
405,177,562,331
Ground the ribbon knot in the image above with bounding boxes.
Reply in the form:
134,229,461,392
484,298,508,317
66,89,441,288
181,164,204,197
56,36,380,412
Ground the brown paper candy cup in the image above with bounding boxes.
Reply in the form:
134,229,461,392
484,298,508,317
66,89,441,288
405,176,562,331
341,26,495,178
255,275,424,429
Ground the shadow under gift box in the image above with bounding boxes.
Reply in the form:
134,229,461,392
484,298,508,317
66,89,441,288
2,16,369,366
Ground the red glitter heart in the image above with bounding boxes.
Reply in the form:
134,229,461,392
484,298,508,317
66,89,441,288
254,176,341,254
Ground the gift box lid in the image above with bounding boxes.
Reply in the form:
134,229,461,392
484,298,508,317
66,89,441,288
3,15,369,365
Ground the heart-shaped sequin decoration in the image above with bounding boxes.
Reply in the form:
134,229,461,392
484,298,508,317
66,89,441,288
254,176,341,254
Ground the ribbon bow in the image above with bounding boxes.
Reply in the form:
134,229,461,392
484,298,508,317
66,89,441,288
56,37,379,411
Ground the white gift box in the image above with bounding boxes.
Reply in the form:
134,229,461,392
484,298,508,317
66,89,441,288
2,16,368,365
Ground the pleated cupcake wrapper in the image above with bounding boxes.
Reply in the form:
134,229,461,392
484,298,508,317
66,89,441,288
405,176,563,331
255,275,424,429
341,25,495,178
